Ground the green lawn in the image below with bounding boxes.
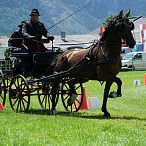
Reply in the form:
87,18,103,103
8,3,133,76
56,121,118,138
0,71,146,146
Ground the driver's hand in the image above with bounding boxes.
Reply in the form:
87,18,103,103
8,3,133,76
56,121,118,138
48,35,54,41
28,36,36,40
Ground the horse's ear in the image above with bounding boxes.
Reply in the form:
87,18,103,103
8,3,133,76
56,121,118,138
125,9,131,17
118,10,123,19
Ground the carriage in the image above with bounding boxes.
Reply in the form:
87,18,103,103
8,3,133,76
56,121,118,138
0,10,137,117
0,43,84,113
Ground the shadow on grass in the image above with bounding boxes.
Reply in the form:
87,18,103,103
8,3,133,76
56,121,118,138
25,109,104,119
25,109,146,121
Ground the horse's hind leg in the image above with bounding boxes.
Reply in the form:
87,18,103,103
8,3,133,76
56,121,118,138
51,78,62,114
68,78,87,93
67,78,88,105
102,81,112,118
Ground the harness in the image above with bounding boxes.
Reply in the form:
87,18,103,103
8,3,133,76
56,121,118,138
68,39,121,78
86,40,121,67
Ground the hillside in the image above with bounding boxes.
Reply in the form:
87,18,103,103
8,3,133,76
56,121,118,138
0,0,145,35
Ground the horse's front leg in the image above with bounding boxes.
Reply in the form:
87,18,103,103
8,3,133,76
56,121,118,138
102,81,112,118
109,77,122,98
115,77,122,97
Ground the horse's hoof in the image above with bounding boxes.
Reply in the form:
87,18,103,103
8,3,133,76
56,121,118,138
52,109,58,115
108,91,117,98
109,91,122,98
103,112,111,118
117,93,122,97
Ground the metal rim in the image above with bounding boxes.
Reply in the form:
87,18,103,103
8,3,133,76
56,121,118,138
9,74,30,112
61,78,83,112
0,69,6,106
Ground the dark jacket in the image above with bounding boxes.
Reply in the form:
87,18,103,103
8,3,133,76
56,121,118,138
8,30,23,48
22,20,50,41
21,20,50,54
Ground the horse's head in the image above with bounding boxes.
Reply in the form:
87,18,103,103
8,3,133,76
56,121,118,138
115,10,136,48
102,10,136,48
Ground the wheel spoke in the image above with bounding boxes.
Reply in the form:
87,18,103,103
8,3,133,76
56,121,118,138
75,98,81,104
38,83,59,110
9,75,30,112
64,83,69,90
0,94,4,100
22,97,28,104
16,99,20,111
62,95,69,102
16,78,20,88
21,99,26,110
74,102,77,111
12,98,18,107
71,105,73,112
74,84,81,90
20,100,22,111
41,96,45,105
48,96,51,109
13,82,18,89
45,95,47,109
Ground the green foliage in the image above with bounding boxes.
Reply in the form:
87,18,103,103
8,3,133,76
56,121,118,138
0,71,146,145
102,15,113,28
0,0,145,35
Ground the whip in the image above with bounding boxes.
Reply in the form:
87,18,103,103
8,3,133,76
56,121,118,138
47,2,91,30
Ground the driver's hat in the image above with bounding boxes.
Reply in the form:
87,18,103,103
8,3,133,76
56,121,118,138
29,9,40,16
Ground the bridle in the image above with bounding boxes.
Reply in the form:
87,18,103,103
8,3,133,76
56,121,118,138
86,18,134,63
116,18,134,41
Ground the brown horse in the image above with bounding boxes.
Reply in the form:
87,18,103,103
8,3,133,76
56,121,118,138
51,10,136,117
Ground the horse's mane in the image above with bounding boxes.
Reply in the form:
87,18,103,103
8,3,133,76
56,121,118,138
100,14,120,42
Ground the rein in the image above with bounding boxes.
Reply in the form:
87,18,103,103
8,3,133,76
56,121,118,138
9,37,48,44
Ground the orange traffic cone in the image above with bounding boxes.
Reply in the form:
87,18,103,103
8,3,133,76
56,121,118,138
87,99,91,110
0,103,4,111
76,86,88,110
144,74,146,85
80,87,88,110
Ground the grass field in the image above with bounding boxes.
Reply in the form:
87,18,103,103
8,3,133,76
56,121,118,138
0,71,146,146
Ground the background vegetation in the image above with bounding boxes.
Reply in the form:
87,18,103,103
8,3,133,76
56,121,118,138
0,0,146,35
0,71,146,146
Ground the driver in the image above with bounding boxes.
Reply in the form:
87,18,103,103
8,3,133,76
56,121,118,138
22,9,54,54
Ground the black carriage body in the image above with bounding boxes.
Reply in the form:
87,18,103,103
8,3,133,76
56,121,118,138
9,47,62,77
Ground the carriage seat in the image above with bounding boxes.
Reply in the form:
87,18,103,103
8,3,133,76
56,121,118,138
10,44,29,58
11,44,29,53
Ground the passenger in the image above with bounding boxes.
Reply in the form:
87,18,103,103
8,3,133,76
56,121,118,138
8,21,25,49
22,9,54,54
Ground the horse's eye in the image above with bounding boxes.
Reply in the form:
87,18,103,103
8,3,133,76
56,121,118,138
119,23,125,29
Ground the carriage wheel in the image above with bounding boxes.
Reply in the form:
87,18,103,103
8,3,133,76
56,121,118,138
9,74,30,112
61,78,84,112
0,70,6,106
38,82,59,110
